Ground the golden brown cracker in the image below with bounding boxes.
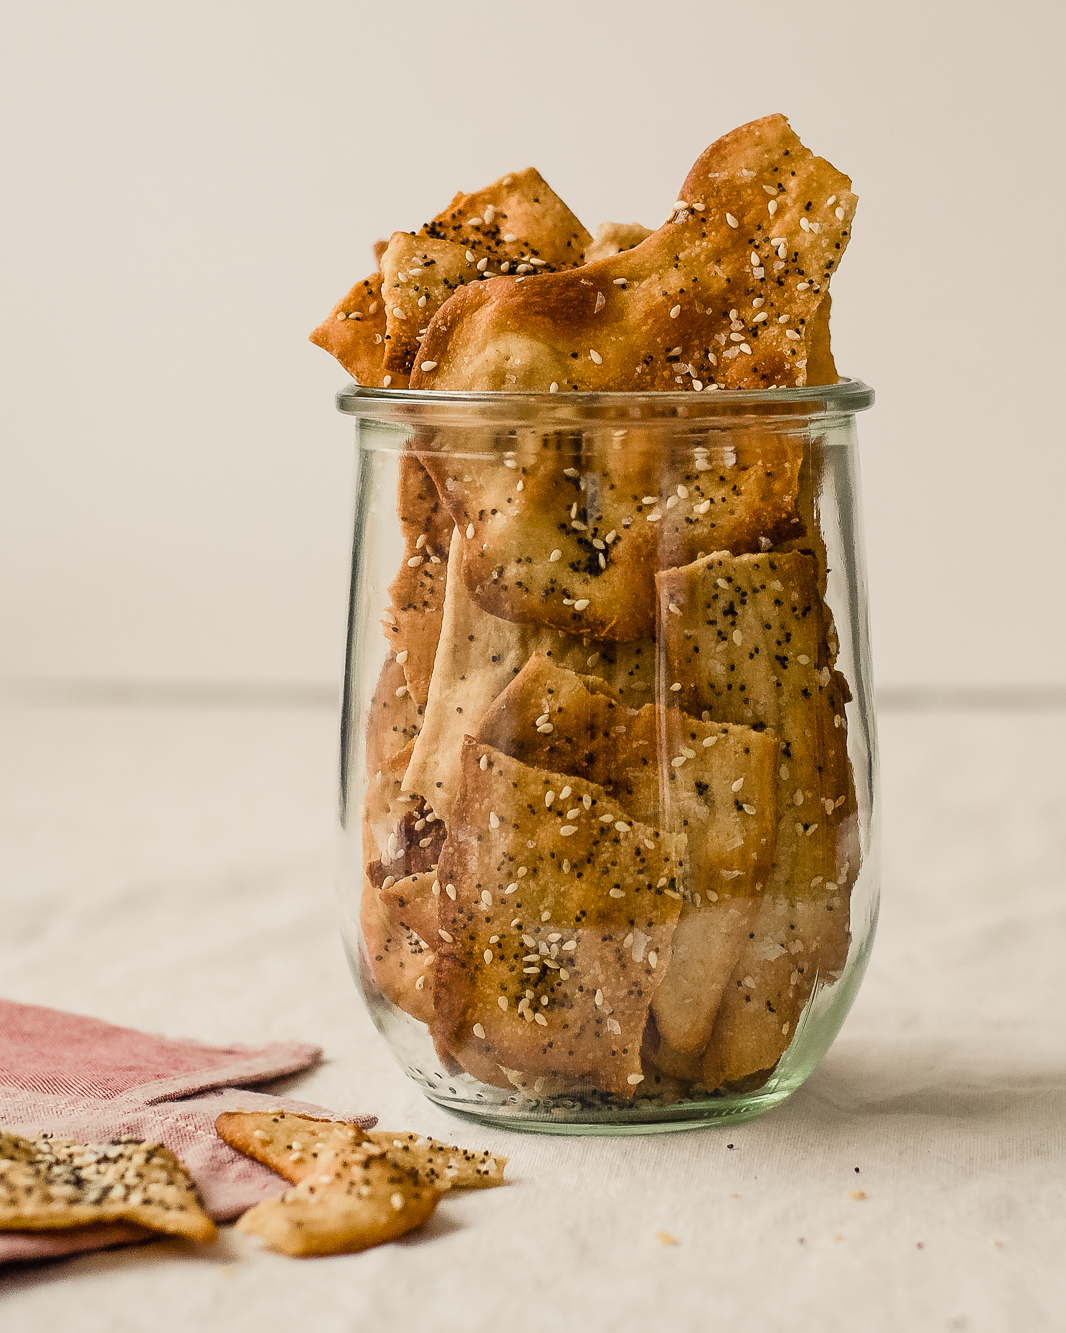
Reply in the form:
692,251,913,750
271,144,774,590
412,115,855,393
402,532,656,820
432,739,685,1096
384,456,454,706
0,1133,216,1244
214,1112,367,1184
380,167,592,375
235,1144,437,1257
360,879,437,1026
657,549,856,904
418,428,802,642
366,1132,506,1190
701,891,849,1088
308,272,410,389
363,654,425,864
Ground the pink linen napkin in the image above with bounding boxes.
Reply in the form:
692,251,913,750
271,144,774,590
0,998,374,1264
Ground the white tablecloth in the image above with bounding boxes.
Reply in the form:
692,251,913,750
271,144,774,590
1,699,1064,1332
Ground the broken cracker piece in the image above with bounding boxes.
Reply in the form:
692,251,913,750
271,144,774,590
381,168,592,374
366,1132,506,1191
411,114,854,393
309,272,409,389
235,1143,436,1257
432,738,684,1096
0,1132,216,1244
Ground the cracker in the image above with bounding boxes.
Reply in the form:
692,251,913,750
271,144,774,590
583,221,654,263
380,168,592,374
215,1112,505,1194
235,1143,437,1257
361,869,438,1025
657,549,856,902
411,114,854,392
363,654,425,863
657,549,857,1081
215,1111,367,1183
701,891,849,1089
0,1132,216,1244
476,660,779,1056
383,456,454,706
431,739,685,1097
366,1132,506,1191
403,532,656,820
308,271,410,389
418,428,802,641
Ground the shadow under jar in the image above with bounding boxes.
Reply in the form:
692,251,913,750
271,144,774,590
337,381,877,1134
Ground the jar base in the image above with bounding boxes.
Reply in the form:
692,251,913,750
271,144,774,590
415,1074,802,1136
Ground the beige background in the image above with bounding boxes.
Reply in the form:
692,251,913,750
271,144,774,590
2,0,1063,693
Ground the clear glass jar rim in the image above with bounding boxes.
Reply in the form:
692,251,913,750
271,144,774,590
335,377,874,429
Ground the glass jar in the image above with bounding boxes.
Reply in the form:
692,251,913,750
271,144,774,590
336,381,877,1134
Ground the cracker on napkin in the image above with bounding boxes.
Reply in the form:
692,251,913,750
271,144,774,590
214,1111,506,1192
0,1132,215,1244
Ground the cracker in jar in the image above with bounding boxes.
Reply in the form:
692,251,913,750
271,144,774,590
0,1133,216,1244
363,654,425,863
380,167,591,374
309,271,409,390
235,1142,437,1257
658,549,857,1082
432,739,685,1097
418,429,803,642
361,868,438,1025
701,890,849,1090
476,659,779,1057
411,114,855,393
402,533,656,820
384,456,454,705
657,549,856,903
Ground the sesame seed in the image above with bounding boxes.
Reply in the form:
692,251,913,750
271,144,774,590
725,214,739,228
753,311,768,322
563,466,580,478
484,949,493,964
800,216,810,232
743,803,756,815
730,332,745,342
536,712,550,726
627,1074,644,1085
534,1012,548,1026
465,523,475,538
573,598,590,610
548,380,559,393
796,281,810,291
475,257,489,272
768,199,778,216
614,821,630,833
438,929,453,942
417,295,427,307
488,811,500,830
613,277,628,285
835,206,846,221
692,380,703,392
750,252,760,267
383,375,392,388
648,952,658,968
670,682,682,692
669,304,681,319
732,629,743,644
391,1192,405,1210
419,360,438,371
479,754,489,771
785,329,801,340
498,996,508,1010
503,233,517,242
394,685,408,698
560,825,578,836
538,723,554,734
740,343,752,355
446,884,456,900
473,1023,486,1038
671,756,686,768
406,555,423,568
589,349,603,364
